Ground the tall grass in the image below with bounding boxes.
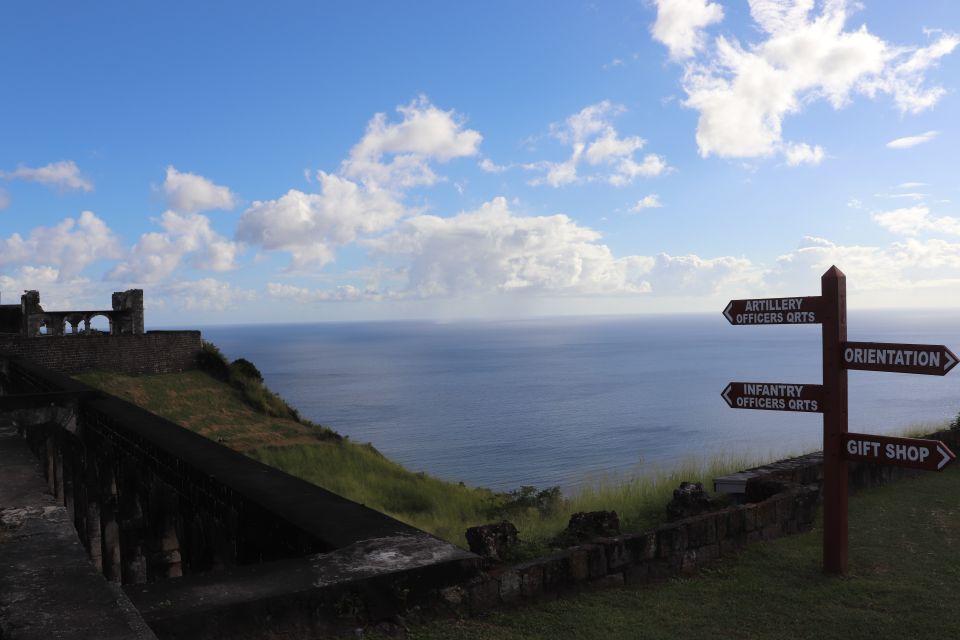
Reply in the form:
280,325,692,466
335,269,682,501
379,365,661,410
249,443,777,549
248,443,500,545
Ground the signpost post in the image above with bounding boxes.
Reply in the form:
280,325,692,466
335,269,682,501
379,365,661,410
722,265,956,575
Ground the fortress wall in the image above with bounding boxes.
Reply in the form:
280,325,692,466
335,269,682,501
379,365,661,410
0,331,202,374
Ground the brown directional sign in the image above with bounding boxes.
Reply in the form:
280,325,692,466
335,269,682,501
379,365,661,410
842,433,956,471
841,342,958,376
723,296,822,325
721,382,824,413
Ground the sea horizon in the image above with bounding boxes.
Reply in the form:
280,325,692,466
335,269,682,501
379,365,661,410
195,310,960,493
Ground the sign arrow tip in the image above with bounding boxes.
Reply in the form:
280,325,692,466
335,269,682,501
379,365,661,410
721,384,733,407
937,445,952,470
723,301,734,324
944,349,957,373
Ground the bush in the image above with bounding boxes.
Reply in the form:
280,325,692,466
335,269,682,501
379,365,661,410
950,410,960,433
231,358,263,383
197,341,230,381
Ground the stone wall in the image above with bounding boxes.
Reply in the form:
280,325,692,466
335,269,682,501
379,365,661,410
0,331,201,374
445,482,820,614
443,428,960,615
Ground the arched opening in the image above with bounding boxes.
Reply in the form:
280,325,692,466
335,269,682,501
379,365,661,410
87,314,112,334
66,314,83,335
38,318,50,336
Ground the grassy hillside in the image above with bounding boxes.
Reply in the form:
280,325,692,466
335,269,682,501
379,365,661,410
77,360,782,547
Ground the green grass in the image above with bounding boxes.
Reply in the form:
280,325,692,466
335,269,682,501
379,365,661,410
76,368,776,549
78,366,950,555
374,464,960,640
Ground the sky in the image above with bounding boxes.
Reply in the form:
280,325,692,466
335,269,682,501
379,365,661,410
1,0,959,326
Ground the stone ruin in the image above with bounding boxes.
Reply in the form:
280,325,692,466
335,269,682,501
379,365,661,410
0,289,144,337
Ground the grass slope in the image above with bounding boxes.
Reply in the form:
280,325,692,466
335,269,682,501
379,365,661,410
75,368,793,547
387,465,960,640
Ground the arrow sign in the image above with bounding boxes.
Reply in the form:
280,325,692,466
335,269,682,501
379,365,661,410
841,342,958,376
842,433,956,471
723,296,822,325
721,382,824,413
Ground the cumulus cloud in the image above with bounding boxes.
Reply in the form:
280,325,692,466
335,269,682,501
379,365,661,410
107,211,240,283
0,211,121,280
1,160,94,192
237,97,479,271
872,205,960,236
340,95,481,189
631,194,663,211
361,197,751,299
162,166,237,213
236,174,404,270
0,266,105,309
479,158,510,173
161,278,256,312
772,234,960,294
783,143,825,166
651,0,724,61
528,102,668,187
658,0,958,163
886,131,939,149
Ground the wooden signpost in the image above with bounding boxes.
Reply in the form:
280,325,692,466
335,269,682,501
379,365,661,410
722,266,956,574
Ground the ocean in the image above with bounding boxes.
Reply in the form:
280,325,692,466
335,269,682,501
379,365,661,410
200,311,960,492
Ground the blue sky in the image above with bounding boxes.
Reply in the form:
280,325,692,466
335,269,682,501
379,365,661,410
1,1,958,325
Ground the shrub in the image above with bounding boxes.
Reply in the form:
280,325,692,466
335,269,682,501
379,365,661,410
197,341,230,381
231,358,263,383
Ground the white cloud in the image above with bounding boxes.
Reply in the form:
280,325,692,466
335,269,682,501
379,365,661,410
341,95,481,189
0,211,121,280
898,182,928,189
585,129,646,165
1,160,94,192
266,282,376,302
362,197,752,299
0,266,106,310
664,0,958,163
479,158,509,173
886,131,939,149
236,174,404,270
772,235,960,295
237,97,481,271
0,188,8,209
872,205,960,236
784,142,825,166
651,0,724,61
162,166,237,213
529,102,669,187
875,191,927,200
631,194,664,212
107,211,240,283
847,198,862,209
162,278,256,312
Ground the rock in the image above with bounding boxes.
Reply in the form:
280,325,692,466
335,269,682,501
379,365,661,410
744,477,791,503
552,511,620,547
665,482,719,520
465,521,519,560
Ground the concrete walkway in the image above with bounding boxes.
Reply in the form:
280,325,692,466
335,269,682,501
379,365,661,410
0,423,156,640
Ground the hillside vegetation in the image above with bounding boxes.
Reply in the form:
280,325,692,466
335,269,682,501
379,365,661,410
76,346,777,548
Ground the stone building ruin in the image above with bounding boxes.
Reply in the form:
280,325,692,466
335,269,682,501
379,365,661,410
0,289,145,337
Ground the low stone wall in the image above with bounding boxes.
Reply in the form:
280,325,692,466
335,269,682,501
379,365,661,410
444,482,820,614
0,331,201,374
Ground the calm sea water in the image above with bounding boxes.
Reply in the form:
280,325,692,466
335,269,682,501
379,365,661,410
200,311,960,492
